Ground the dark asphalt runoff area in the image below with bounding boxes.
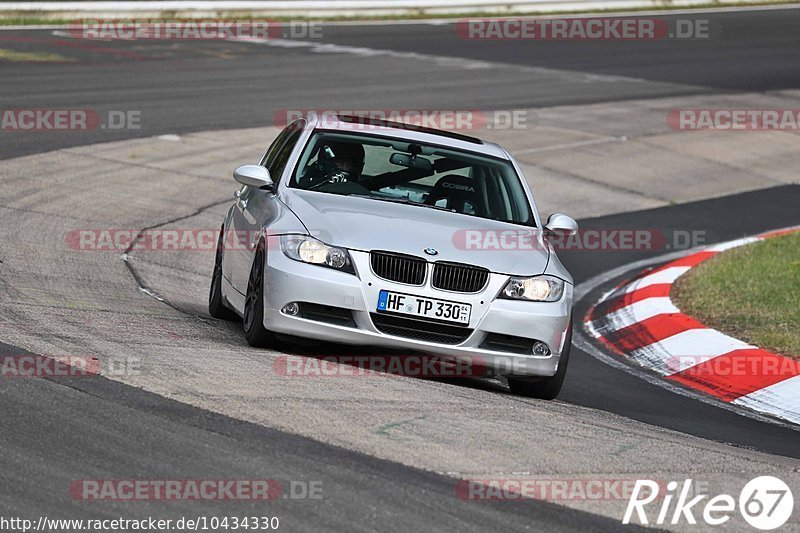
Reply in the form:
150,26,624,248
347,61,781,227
1,7,799,531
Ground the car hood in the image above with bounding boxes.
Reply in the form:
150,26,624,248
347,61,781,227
281,189,550,276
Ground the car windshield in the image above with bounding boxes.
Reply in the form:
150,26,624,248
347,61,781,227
289,131,535,226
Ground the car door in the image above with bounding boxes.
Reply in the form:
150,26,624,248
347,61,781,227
229,121,306,294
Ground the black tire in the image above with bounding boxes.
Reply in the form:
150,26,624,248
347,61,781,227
507,317,572,400
243,243,276,348
208,225,239,321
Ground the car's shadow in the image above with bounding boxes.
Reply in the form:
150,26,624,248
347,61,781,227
206,317,510,395
271,333,510,395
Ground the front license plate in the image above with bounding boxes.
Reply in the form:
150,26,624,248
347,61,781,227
377,290,471,325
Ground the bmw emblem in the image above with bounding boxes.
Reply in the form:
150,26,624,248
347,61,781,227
424,247,438,256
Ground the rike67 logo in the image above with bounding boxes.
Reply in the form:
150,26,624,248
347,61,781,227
624,476,794,530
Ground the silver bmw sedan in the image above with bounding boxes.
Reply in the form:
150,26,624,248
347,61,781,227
209,114,577,399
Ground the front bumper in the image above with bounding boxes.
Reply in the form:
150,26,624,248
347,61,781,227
261,246,572,377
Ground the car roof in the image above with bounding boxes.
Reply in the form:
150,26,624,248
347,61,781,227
309,114,510,160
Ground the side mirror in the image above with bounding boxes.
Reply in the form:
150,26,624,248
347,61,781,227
233,164,274,190
544,213,578,236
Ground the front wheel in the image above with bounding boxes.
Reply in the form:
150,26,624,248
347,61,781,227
243,243,276,348
507,317,572,400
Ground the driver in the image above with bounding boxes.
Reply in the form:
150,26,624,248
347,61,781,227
300,141,365,188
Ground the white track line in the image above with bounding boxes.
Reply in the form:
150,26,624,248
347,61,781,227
707,236,761,252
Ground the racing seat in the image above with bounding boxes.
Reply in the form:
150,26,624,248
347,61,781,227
424,175,485,216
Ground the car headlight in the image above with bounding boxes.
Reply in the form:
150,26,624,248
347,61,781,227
500,275,564,302
280,235,355,274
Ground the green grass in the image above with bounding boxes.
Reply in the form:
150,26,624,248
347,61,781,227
672,231,800,358
1,0,800,26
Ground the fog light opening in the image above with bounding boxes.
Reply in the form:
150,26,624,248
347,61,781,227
282,302,300,316
532,341,550,356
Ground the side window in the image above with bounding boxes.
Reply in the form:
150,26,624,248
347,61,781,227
267,128,303,185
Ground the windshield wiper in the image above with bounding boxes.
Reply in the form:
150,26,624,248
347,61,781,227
347,194,456,212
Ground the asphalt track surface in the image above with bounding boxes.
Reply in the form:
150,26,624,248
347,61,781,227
1,8,800,531
2,8,800,160
0,340,641,532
